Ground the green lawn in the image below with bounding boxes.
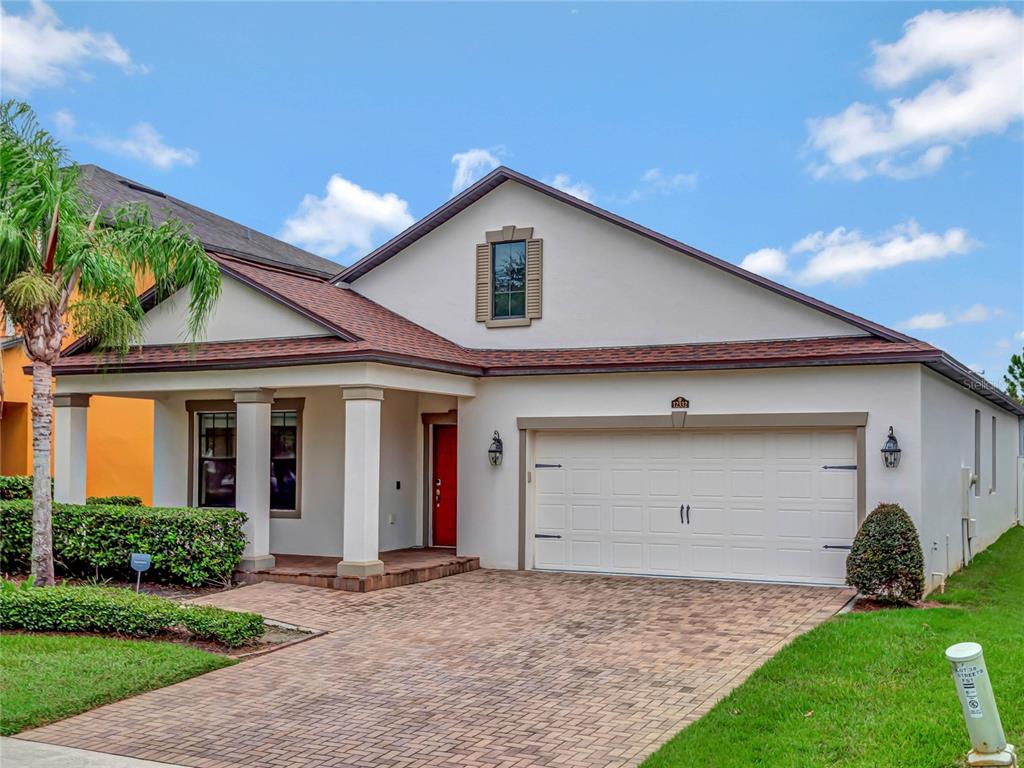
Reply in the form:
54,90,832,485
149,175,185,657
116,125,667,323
644,525,1024,768
0,633,234,735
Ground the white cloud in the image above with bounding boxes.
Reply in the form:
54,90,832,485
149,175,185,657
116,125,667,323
91,123,198,171
546,173,595,203
996,338,1011,350
901,303,1002,330
1017,330,1024,341
0,0,144,95
53,108,76,134
628,167,699,201
807,7,1024,180
280,174,414,260
740,248,788,277
741,220,974,284
451,148,500,194
48,110,197,171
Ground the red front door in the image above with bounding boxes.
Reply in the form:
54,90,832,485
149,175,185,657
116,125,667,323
432,425,458,547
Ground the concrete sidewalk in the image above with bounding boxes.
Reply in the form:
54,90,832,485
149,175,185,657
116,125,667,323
1,738,190,767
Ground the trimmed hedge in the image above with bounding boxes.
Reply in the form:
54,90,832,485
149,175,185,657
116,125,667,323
178,604,266,647
0,581,264,647
86,495,143,507
0,501,247,587
846,502,925,603
0,476,33,501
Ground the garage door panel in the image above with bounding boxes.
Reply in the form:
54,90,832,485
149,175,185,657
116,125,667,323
571,539,602,567
692,470,726,497
730,506,766,536
611,469,644,495
612,505,644,532
610,541,644,570
572,470,602,495
777,470,812,499
649,505,682,533
533,429,855,585
536,504,567,530
730,469,764,498
571,505,602,531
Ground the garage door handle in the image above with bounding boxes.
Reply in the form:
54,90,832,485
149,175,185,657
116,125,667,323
534,533,562,539
680,504,690,524
822,465,857,470
823,544,852,550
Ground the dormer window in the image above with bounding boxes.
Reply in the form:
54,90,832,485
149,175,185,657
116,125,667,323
476,226,542,328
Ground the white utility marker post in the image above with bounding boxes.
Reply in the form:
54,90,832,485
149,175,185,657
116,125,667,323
946,642,1017,767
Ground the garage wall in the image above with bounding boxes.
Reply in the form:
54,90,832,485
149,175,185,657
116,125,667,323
457,364,923,570
919,368,1020,589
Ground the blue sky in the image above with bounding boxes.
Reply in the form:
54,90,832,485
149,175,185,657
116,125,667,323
2,1,1022,382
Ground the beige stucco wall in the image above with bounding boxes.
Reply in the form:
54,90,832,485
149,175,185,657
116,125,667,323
351,180,864,349
919,367,1020,589
141,274,326,345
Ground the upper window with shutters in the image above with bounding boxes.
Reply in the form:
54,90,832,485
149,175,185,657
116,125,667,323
475,226,542,328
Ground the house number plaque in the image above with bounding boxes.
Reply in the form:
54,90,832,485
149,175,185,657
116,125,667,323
671,396,690,409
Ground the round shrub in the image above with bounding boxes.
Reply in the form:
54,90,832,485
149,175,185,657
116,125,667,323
846,502,925,603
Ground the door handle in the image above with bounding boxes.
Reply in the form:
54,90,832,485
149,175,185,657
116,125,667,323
680,504,691,524
686,504,691,524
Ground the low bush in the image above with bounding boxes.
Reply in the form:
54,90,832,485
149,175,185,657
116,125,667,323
0,476,33,501
178,605,265,647
0,581,264,647
0,501,247,587
846,502,925,603
86,495,144,507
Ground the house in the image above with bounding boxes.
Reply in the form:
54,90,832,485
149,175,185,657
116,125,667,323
49,165,1022,591
1,166,343,503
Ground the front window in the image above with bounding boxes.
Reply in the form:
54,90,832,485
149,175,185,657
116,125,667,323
195,408,300,511
271,411,298,511
492,240,526,319
199,412,236,508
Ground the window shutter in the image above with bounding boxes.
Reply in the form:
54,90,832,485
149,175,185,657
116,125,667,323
525,238,543,319
475,242,491,322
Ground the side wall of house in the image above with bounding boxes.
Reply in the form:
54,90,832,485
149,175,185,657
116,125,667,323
919,367,1020,588
457,364,923,571
351,181,864,350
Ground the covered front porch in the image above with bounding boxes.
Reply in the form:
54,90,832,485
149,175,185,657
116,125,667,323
52,361,478,589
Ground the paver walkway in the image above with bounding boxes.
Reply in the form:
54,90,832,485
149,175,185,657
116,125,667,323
18,570,853,768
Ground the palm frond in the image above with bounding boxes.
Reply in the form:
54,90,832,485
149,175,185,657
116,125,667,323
66,297,143,355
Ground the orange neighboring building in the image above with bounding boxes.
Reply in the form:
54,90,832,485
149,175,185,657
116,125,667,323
2,332,155,504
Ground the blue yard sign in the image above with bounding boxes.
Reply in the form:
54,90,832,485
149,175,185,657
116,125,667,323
130,553,152,592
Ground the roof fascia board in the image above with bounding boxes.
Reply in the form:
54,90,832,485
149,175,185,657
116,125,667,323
336,167,911,344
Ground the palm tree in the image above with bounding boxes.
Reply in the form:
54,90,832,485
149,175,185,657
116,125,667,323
0,101,221,586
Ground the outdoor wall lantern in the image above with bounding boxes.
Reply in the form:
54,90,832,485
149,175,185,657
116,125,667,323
881,426,902,469
488,431,504,466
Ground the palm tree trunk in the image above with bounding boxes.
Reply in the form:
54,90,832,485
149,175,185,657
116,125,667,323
30,359,55,586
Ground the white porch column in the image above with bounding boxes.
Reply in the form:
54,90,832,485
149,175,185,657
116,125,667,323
234,388,275,571
339,387,385,578
54,394,90,504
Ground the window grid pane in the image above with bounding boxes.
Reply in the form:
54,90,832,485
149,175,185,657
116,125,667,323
492,241,526,319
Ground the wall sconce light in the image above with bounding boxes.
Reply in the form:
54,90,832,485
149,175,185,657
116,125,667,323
881,426,901,469
488,430,504,466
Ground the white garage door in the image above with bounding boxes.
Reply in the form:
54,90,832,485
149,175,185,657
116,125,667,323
532,429,858,585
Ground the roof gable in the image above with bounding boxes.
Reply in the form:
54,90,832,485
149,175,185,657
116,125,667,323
336,167,912,344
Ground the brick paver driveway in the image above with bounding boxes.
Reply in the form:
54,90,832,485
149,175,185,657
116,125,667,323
19,570,853,768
